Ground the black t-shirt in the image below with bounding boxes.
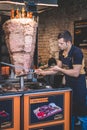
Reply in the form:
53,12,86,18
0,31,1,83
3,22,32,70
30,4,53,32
59,45,86,99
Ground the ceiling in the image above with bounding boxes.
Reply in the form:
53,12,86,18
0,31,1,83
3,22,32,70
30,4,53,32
0,0,58,16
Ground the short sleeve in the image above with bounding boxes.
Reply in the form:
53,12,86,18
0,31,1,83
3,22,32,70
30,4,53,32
73,48,83,65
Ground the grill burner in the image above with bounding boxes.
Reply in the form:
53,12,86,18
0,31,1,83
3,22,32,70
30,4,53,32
0,77,48,94
0,61,38,90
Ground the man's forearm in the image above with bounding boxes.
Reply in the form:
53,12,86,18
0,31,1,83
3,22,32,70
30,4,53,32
40,70,57,76
58,68,80,77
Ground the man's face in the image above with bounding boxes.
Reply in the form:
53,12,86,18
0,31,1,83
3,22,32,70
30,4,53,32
58,38,68,50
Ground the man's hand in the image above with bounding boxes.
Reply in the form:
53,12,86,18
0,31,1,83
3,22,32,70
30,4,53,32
52,65,61,72
35,69,46,76
35,69,42,75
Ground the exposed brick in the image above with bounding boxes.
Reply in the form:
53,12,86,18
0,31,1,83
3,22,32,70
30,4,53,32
37,1,87,65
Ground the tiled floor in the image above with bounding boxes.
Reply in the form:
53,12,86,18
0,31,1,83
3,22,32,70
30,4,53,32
75,125,81,130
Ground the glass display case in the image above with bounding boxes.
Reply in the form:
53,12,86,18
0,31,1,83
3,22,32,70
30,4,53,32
23,88,72,130
0,94,21,130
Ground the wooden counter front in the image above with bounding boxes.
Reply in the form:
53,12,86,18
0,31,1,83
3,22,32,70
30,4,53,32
23,88,72,130
0,93,21,130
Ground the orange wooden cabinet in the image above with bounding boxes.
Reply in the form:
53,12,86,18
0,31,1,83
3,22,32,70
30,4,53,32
0,94,21,130
23,88,72,130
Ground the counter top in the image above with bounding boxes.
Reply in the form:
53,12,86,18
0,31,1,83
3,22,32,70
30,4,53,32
0,87,72,97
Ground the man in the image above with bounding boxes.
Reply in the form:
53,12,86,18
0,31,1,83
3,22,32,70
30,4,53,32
35,30,87,125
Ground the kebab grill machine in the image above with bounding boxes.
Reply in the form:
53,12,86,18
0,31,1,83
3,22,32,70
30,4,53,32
0,13,49,94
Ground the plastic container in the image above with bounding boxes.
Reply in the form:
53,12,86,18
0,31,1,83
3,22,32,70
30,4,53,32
78,116,87,130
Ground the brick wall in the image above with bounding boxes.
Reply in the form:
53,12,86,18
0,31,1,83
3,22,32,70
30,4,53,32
37,0,87,65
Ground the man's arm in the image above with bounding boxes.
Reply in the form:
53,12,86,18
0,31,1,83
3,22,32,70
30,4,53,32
35,60,62,76
52,64,82,77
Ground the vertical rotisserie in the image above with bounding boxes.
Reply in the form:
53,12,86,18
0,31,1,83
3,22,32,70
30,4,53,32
3,18,37,76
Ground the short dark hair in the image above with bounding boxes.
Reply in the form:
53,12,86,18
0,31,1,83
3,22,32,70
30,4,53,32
48,57,57,67
58,30,72,43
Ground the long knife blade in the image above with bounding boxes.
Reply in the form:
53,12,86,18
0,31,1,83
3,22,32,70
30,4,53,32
0,62,26,70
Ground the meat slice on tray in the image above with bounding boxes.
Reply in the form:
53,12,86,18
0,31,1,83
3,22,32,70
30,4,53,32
33,103,62,120
3,18,38,76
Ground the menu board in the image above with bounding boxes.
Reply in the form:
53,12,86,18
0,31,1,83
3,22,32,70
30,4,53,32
74,19,87,47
